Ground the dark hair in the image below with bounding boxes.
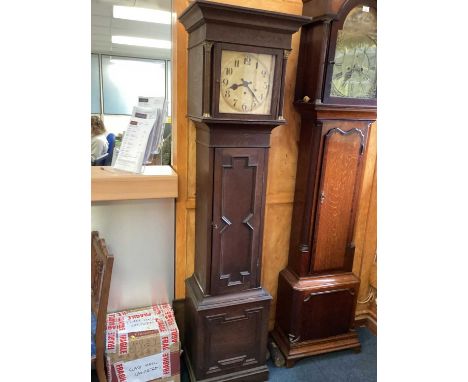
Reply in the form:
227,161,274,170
91,116,106,136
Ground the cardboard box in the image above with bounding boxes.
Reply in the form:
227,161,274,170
105,304,180,382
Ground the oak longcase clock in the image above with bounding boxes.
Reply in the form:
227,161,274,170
179,1,310,381
272,0,377,367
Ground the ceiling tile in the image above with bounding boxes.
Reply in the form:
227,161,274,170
92,0,172,60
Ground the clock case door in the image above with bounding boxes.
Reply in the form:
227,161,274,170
212,43,284,121
210,147,267,295
289,120,369,278
309,125,367,274
322,0,377,106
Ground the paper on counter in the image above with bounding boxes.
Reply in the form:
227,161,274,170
113,116,155,173
138,96,168,159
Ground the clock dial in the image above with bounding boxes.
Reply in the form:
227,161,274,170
219,50,275,114
330,5,377,99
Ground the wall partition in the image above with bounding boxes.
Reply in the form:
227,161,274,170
91,0,176,311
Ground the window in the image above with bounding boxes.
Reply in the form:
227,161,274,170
101,55,166,115
91,54,101,114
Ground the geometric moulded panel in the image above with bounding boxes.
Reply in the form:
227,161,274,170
211,148,265,295
204,305,265,376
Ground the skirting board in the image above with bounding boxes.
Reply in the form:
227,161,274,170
355,310,377,335
172,298,186,345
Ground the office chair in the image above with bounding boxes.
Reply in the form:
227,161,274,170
104,133,115,166
92,133,115,166
92,153,108,166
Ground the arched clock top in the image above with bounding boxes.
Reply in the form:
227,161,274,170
302,0,376,20
335,0,377,21
324,0,377,105
295,0,377,109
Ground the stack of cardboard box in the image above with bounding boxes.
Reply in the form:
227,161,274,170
105,304,180,382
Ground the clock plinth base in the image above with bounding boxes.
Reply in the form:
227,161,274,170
273,269,361,364
184,350,269,382
271,325,360,367
185,276,271,381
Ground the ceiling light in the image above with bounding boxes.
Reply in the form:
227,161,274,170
113,5,171,24
112,35,171,49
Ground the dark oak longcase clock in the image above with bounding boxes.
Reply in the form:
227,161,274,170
271,0,377,366
179,1,309,381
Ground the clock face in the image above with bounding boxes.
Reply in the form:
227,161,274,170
330,5,377,99
219,50,275,115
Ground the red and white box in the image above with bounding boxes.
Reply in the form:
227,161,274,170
105,304,180,382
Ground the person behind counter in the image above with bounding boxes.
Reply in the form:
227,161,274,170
91,116,109,162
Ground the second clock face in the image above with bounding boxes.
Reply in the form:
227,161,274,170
219,50,275,115
330,5,377,99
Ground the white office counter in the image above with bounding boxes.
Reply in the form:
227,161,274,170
91,166,177,312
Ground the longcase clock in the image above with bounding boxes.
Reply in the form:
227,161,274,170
271,0,377,366
179,1,310,381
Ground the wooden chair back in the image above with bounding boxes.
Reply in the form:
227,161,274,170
91,231,114,382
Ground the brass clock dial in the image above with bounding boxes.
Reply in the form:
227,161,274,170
219,50,275,114
330,5,377,99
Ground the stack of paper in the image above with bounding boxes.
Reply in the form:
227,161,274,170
113,96,168,173
138,96,168,162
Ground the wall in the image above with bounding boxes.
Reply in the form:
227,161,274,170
172,0,377,331
354,145,377,328
92,199,175,312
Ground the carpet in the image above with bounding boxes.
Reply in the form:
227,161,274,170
92,327,376,381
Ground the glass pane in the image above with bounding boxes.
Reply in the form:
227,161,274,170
330,5,377,99
102,56,166,115
218,50,275,115
167,61,171,117
91,54,101,113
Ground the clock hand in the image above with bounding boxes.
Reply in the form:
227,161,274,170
239,78,261,103
342,48,358,84
227,78,260,104
229,82,243,90
245,83,261,103
343,69,353,82
228,79,253,91
343,63,364,82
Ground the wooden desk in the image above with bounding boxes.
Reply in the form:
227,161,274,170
91,165,178,202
